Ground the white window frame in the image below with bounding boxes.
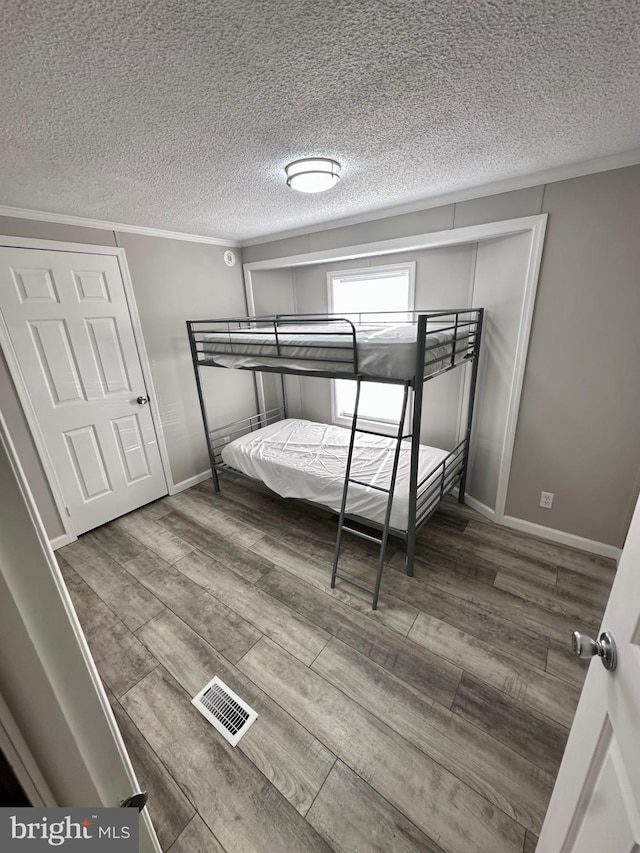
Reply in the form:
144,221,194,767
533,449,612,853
327,262,416,435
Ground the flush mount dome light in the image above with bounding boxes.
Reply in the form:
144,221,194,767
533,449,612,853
285,158,341,193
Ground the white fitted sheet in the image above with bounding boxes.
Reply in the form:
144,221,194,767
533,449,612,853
221,418,449,529
200,322,470,379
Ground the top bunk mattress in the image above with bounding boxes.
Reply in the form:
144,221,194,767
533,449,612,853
197,322,471,380
220,417,450,530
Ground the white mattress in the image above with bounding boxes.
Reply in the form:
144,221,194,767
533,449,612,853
200,322,470,380
221,418,449,529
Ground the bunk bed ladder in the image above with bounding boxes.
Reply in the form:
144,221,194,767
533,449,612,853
331,378,411,610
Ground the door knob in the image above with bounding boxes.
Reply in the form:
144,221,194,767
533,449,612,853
136,395,149,405
571,630,617,671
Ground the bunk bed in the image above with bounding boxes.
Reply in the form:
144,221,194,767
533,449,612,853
187,309,483,609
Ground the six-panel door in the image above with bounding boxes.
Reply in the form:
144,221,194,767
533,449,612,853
0,247,167,535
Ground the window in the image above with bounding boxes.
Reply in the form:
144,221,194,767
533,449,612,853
328,263,415,431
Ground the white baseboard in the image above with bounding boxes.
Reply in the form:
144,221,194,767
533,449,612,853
462,493,496,521
458,492,620,561
170,470,212,495
50,533,76,551
166,473,623,561
48,473,212,550
501,514,621,562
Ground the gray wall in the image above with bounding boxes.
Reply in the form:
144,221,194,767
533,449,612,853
115,233,253,486
506,168,640,546
0,216,250,539
249,269,300,415
241,184,545,264
242,167,640,548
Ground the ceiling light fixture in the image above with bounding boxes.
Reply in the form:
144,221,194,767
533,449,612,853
285,158,341,193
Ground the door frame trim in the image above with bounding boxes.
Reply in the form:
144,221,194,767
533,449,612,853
0,409,162,850
0,236,172,545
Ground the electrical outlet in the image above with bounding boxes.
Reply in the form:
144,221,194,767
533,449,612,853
223,436,230,444
540,491,554,509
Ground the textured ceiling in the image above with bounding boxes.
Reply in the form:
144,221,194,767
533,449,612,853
1,0,639,242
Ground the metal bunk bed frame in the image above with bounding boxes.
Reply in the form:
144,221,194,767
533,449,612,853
187,308,484,608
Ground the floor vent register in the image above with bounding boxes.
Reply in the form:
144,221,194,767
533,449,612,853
191,676,258,747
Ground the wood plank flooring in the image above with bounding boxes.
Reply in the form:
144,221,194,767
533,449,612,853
58,474,616,853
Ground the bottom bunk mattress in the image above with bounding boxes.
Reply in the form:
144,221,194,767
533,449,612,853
220,417,450,530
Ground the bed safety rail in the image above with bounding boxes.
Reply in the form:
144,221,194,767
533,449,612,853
204,406,286,489
188,314,360,377
415,438,467,525
186,309,482,384
208,406,285,465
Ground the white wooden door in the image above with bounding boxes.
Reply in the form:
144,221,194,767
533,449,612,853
537,494,640,852
0,247,167,535
0,410,160,852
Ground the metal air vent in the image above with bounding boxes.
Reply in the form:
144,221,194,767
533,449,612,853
191,676,258,747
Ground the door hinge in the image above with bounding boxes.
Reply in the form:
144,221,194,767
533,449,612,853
65,506,71,517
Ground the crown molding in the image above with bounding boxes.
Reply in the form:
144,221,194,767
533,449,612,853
0,205,240,248
3,146,640,249
240,147,640,246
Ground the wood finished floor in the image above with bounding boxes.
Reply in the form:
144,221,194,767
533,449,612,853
57,475,616,853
